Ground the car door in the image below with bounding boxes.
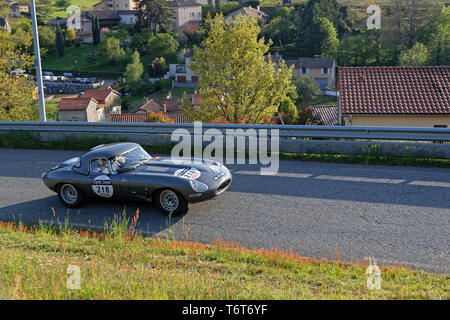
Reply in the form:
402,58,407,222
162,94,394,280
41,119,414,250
88,158,121,200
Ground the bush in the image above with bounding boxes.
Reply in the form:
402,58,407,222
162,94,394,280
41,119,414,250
145,111,174,123
155,79,172,91
279,98,298,124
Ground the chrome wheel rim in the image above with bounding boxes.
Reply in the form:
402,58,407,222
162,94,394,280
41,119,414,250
61,184,78,204
160,190,179,212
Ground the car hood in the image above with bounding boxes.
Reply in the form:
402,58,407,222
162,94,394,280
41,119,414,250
131,157,226,177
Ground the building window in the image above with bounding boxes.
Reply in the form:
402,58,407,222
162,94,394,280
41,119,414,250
301,67,308,74
191,12,195,17
322,68,329,74
434,125,448,128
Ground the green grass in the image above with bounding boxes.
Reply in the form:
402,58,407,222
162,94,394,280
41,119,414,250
48,0,100,19
305,95,338,106
45,97,60,121
42,44,124,75
0,215,448,299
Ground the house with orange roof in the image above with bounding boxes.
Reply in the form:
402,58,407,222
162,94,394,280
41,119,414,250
338,66,450,127
58,98,100,122
81,88,121,114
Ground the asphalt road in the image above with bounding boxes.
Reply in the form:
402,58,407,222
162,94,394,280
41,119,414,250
0,148,449,273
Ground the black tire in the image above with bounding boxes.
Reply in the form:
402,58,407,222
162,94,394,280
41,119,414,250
155,189,188,216
57,183,84,208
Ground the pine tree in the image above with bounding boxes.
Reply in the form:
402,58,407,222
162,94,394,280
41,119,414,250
92,16,100,45
55,25,65,57
137,0,175,34
295,0,343,57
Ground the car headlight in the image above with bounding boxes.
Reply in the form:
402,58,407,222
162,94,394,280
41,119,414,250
189,179,208,193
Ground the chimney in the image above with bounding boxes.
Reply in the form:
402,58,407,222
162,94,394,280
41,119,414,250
163,104,167,114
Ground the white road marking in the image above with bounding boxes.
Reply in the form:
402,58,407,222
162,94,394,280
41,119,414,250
409,181,450,188
234,171,312,179
315,175,405,184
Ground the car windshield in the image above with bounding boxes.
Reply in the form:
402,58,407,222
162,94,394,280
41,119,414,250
110,146,152,172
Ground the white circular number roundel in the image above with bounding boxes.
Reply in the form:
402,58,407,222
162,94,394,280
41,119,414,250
92,175,113,198
175,167,201,180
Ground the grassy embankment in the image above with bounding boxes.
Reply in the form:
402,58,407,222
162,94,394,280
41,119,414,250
0,210,448,299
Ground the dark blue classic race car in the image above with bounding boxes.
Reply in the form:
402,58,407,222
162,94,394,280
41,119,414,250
42,142,232,216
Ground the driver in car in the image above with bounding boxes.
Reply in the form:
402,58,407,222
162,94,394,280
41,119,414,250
92,159,109,174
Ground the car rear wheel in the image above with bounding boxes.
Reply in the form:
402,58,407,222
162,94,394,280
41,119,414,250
58,183,83,208
155,189,188,216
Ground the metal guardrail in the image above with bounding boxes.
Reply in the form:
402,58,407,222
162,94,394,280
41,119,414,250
0,121,449,142
1,121,450,159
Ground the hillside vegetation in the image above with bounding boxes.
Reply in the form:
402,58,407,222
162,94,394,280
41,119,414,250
0,212,448,299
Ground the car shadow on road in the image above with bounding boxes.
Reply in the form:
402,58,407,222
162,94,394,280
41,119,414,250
0,196,183,237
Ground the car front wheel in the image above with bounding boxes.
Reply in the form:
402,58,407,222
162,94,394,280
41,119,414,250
155,189,188,216
57,183,83,208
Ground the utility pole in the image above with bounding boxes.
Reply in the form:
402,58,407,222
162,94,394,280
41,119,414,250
29,0,46,121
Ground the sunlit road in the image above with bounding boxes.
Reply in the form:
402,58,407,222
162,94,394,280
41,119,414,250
0,148,449,273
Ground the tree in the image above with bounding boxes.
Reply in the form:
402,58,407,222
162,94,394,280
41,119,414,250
124,50,144,84
147,33,178,59
92,16,100,45
38,26,55,56
145,111,174,123
101,36,127,65
0,29,37,121
55,25,65,57
279,98,298,124
317,17,339,57
137,0,175,34
399,42,430,66
338,30,389,66
66,29,76,43
262,8,296,47
416,4,450,65
189,14,294,124
293,76,321,106
218,2,240,16
295,0,343,56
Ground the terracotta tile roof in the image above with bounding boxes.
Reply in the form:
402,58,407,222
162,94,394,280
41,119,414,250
339,66,450,115
309,105,338,126
150,98,181,112
58,98,96,111
81,88,120,105
228,6,269,20
131,98,181,113
108,113,147,123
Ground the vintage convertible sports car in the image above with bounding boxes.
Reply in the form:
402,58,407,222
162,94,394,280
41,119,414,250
42,142,232,216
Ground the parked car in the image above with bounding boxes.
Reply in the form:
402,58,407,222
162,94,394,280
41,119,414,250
41,143,232,216
88,77,97,84
42,75,51,81
72,77,81,83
